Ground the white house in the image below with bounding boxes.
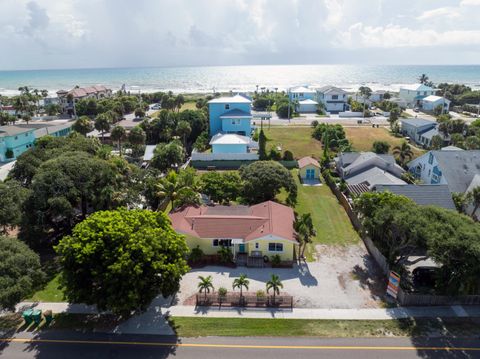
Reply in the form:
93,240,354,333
296,99,318,113
421,95,450,113
399,84,436,108
288,86,317,102
316,86,348,113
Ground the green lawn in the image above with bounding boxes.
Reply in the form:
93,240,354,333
3,314,480,338
278,170,360,260
263,127,322,159
168,317,480,338
344,127,424,158
27,273,65,302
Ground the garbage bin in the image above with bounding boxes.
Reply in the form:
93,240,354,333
22,309,33,325
44,310,53,325
32,309,42,325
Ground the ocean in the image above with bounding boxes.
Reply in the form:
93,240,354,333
0,64,479,97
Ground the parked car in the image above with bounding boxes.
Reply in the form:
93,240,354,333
413,108,420,113
150,103,161,110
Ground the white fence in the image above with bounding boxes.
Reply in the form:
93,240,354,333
338,111,363,118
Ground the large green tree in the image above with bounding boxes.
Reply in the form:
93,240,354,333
56,209,189,315
0,181,29,234
239,161,297,205
151,140,185,172
0,236,45,310
19,152,130,248
199,171,242,204
72,116,94,136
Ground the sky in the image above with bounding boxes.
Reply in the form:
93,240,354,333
0,0,480,70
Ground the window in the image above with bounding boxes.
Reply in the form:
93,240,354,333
428,153,434,165
299,93,304,97
432,174,439,182
225,104,230,110
25,133,28,137
213,239,232,247
424,91,427,95
428,169,431,176
332,95,338,100
255,243,259,249
14,136,18,140
231,119,240,125
268,243,283,252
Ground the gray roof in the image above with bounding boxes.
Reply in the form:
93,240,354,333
431,150,480,193
401,118,436,128
374,184,456,210
418,127,439,140
219,108,252,118
336,151,404,179
346,167,407,188
317,85,347,94
0,125,35,137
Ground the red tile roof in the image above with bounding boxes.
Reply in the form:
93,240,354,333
298,156,320,168
169,201,297,242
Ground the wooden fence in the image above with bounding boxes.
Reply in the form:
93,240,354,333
196,293,293,308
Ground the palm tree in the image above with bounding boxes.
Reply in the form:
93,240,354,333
110,126,127,156
174,94,185,112
156,170,197,210
266,274,283,305
232,274,249,304
176,120,191,148
418,74,429,84
94,113,111,142
294,213,317,259
392,142,414,166
197,275,214,302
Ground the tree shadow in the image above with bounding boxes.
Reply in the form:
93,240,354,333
21,331,179,359
396,317,480,358
351,253,387,303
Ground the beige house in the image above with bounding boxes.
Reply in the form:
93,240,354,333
298,156,320,181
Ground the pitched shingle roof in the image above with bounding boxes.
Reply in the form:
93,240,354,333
298,156,320,168
169,201,297,242
430,150,480,193
374,184,456,210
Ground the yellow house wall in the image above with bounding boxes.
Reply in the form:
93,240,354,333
183,235,219,255
299,164,320,179
246,239,296,261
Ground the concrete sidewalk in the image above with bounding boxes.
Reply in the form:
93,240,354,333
16,301,480,320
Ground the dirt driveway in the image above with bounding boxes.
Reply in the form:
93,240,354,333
177,244,385,309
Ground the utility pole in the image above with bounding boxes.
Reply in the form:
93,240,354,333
287,88,291,123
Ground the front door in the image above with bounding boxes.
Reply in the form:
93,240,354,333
238,244,246,253
306,169,315,179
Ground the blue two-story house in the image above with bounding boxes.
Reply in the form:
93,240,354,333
208,95,252,136
0,126,35,162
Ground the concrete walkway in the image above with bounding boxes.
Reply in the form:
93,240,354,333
16,301,480,321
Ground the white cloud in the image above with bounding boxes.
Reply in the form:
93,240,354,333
416,7,460,20
461,0,480,6
337,23,480,48
0,0,479,69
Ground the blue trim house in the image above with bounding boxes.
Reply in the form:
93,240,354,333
0,126,35,162
208,95,252,136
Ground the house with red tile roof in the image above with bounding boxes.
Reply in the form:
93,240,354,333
169,200,298,266
56,85,112,116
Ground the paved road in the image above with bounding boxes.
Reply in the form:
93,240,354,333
1,332,480,358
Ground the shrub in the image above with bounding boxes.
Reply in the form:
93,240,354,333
188,245,204,263
269,147,282,161
256,290,266,298
276,102,295,119
271,254,281,266
311,120,319,128
217,246,233,264
282,150,294,161
218,287,227,297
5,148,14,159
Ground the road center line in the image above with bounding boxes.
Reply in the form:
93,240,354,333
1,338,480,351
